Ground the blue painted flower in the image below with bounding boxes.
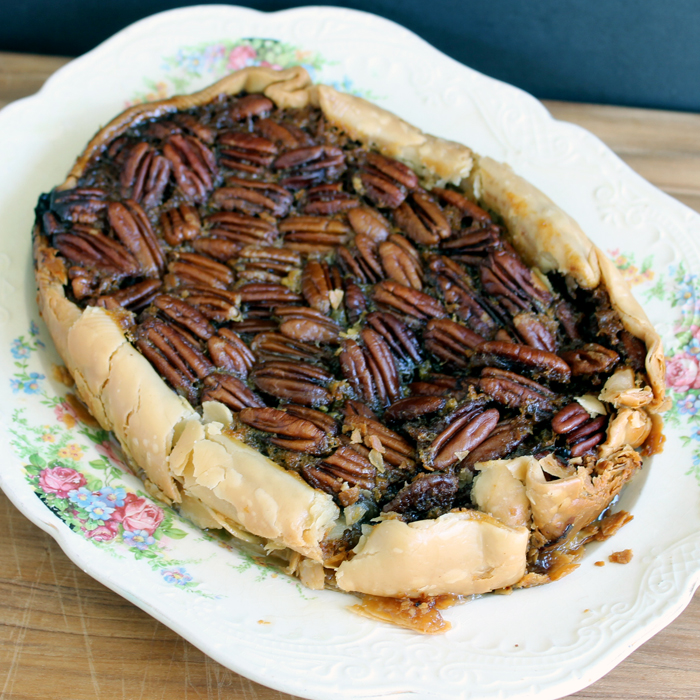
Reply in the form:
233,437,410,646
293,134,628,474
677,394,700,415
23,372,44,394
687,337,700,357
97,486,126,508
161,567,193,586
84,500,115,521
69,486,96,506
123,529,155,550
10,379,21,393
11,339,30,359
29,320,40,337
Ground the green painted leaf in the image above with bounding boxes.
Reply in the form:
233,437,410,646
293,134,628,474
165,528,187,540
29,453,46,467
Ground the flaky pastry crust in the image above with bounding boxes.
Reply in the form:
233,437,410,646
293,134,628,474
35,66,665,600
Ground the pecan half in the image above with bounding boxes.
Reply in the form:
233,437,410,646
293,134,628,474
171,112,215,144
167,252,234,290
439,225,502,264
173,285,241,322
513,312,557,352
384,396,446,422
429,407,500,470
379,234,423,290
93,279,162,311
365,312,422,366
279,216,350,252
237,283,303,306
343,414,416,469
429,255,499,337
218,131,278,174
54,230,139,276
337,245,381,285
251,331,324,363
431,188,493,225
461,417,532,468
135,319,212,403
50,187,108,224
152,293,215,340
251,361,333,406
234,246,301,284
475,340,572,382
257,118,312,148
424,318,484,368
382,472,458,520
163,133,217,202
119,142,171,209
201,373,265,411
284,404,339,436
160,204,201,246
560,343,620,377
361,327,402,405
230,94,273,121
239,407,329,454
206,211,277,248
212,178,293,217
478,367,556,416
347,206,391,243
207,328,255,376
191,237,240,263
481,251,553,314
108,200,165,277
409,374,461,397
303,183,359,215
301,445,376,494
275,145,345,189
372,280,446,324
552,403,609,457
344,282,367,325
339,339,375,405
301,260,343,313
393,191,451,245
356,152,417,208
276,306,341,344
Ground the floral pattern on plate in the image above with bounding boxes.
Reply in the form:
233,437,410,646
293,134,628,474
8,321,316,600
130,38,375,105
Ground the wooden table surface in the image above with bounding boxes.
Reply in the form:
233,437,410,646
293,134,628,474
1,51,699,700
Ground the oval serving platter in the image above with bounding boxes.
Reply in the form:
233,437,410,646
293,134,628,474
0,6,699,700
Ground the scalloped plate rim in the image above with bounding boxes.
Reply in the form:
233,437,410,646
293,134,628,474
0,5,699,700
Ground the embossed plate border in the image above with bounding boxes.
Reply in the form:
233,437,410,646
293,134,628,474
0,6,699,700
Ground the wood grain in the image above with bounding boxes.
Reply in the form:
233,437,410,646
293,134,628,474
1,52,699,700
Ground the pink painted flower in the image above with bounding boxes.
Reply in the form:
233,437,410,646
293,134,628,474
38,466,86,498
666,353,700,392
227,45,257,71
86,520,119,542
112,493,164,535
95,439,132,474
259,61,283,70
53,399,79,429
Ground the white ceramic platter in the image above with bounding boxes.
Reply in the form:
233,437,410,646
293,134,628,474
0,6,699,699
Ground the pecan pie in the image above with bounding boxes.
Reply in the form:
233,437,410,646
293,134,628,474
33,66,667,632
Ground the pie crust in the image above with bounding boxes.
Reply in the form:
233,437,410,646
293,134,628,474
33,66,666,604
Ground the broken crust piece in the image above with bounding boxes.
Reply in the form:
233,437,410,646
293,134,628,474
35,65,663,598
335,511,529,597
472,448,642,544
525,447,642,541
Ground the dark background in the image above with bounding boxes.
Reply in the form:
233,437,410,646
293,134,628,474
3,0,700,112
